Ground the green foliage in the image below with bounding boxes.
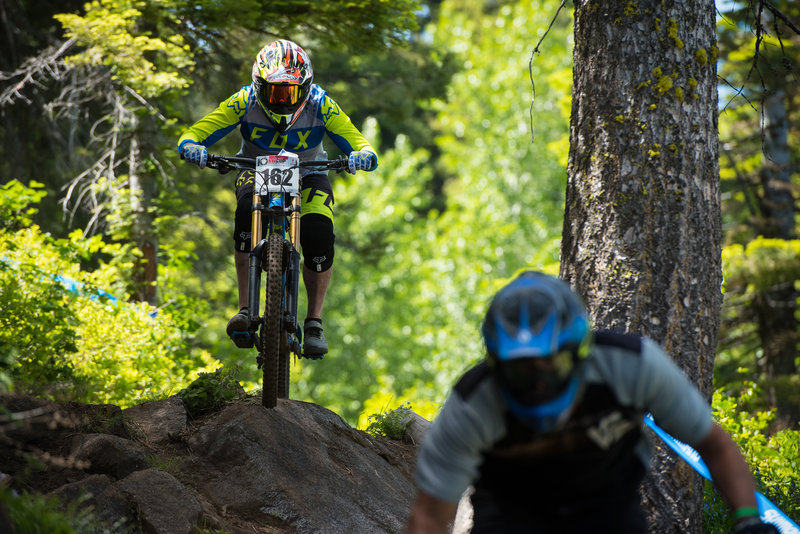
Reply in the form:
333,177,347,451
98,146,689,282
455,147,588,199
146,453,185,476
0,180,217,406
0,181,47,231
716,1,799,244
717,1,799,105
177,365,244,419
715,0,799,438
2,489,75,534
704,386,800,532
290,0,573,423
70,297,210,405
364,402,414,440
0,349,12,394
356,377,440,429
0,488,120,534
0,217,83,396
194,528,232,534
722,238,800,294
315,39,459,154
55,0,194,97
716,239,800,405
176,0,422,52
5,0,576,426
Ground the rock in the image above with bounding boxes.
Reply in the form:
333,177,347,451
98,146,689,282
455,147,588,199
48,474,133,530
401,412,430,446
71,433,150,479
123,396,187,446
186,399,416,534
61,401,127,436
0,394,127,441
1,394,423,534
116,468,203,534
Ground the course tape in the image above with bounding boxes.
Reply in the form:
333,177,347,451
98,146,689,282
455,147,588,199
3,258,121,306
53,274,159,318
644,413,799,534
1,258,158,319
54,274,118,303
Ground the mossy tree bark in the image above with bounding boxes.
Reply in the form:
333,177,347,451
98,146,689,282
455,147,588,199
561,1,721,532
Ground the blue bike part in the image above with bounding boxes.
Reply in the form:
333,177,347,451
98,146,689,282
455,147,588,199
230,330,254,349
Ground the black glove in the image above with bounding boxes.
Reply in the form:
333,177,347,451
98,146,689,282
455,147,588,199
733,517,779,534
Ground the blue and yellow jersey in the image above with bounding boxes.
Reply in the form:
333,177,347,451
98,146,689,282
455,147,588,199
178,84,377,174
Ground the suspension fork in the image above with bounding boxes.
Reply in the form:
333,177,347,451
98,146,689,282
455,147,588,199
284,195,302,334
247,193,265,322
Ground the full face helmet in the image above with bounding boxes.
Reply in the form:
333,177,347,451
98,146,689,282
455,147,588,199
482,271,591,431
252,40,313,132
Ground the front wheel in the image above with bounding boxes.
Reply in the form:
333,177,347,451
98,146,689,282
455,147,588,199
261,232,285,408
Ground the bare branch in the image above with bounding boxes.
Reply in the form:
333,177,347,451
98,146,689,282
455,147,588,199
0,38,75,106
763,0,800,36
718,74,759,113
528,0,568,144
123,84,168,122
722,145,760,218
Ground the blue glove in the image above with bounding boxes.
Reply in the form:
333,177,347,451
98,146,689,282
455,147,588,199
181,142,207,169
347,150,377,174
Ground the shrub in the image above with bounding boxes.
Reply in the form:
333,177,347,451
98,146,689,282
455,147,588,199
177,365,244,418
364,402,415,440
0,180,217,406
704,384,800,533
0,488,124,534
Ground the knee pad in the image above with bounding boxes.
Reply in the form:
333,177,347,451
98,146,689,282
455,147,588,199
233,193,255,252
232,170,259,252
300,213,335,272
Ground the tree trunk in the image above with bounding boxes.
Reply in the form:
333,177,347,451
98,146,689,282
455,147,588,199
562,1,721,532
129,129,158,306
756,90,798,429
760,90,794,239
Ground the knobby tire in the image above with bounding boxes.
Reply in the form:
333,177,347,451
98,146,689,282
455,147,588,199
277,238,292,399
261,233,284,408
278,328,290,400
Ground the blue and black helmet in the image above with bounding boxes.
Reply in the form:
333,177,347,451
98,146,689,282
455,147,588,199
481,271,591,431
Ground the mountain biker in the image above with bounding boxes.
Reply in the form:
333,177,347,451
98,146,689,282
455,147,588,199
178,39,378,356
405,271,779,534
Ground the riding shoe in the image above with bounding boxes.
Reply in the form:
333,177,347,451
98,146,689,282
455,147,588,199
303,318,327,357
226,307,252,348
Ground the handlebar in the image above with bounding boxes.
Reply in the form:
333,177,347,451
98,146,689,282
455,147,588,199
205,153,348,174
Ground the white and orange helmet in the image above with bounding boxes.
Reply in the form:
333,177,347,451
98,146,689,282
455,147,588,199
252,40,314,132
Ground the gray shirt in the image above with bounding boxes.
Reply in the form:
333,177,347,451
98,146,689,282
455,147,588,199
414,335,713,503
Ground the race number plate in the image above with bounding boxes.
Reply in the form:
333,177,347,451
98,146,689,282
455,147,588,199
255,153,300,196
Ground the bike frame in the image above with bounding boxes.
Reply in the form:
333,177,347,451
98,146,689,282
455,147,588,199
204,152,346,408
248,176,302,354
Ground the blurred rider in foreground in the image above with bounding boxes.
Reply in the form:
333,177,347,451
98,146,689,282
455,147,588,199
405,270,779,534
179,39,377,357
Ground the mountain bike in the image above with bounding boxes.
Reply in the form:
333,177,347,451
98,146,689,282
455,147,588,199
205,151,347,408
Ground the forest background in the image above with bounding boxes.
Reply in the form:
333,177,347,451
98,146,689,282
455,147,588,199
0,0,798,527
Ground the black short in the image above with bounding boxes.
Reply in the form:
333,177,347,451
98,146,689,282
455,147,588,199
233,170,334,260
470,461,647,534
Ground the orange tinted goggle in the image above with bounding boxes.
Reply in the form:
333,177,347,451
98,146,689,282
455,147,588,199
265,84,301,106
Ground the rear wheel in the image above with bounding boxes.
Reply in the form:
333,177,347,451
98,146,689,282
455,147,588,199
277,344,290,399
261,233,284,408
277,241,292,399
